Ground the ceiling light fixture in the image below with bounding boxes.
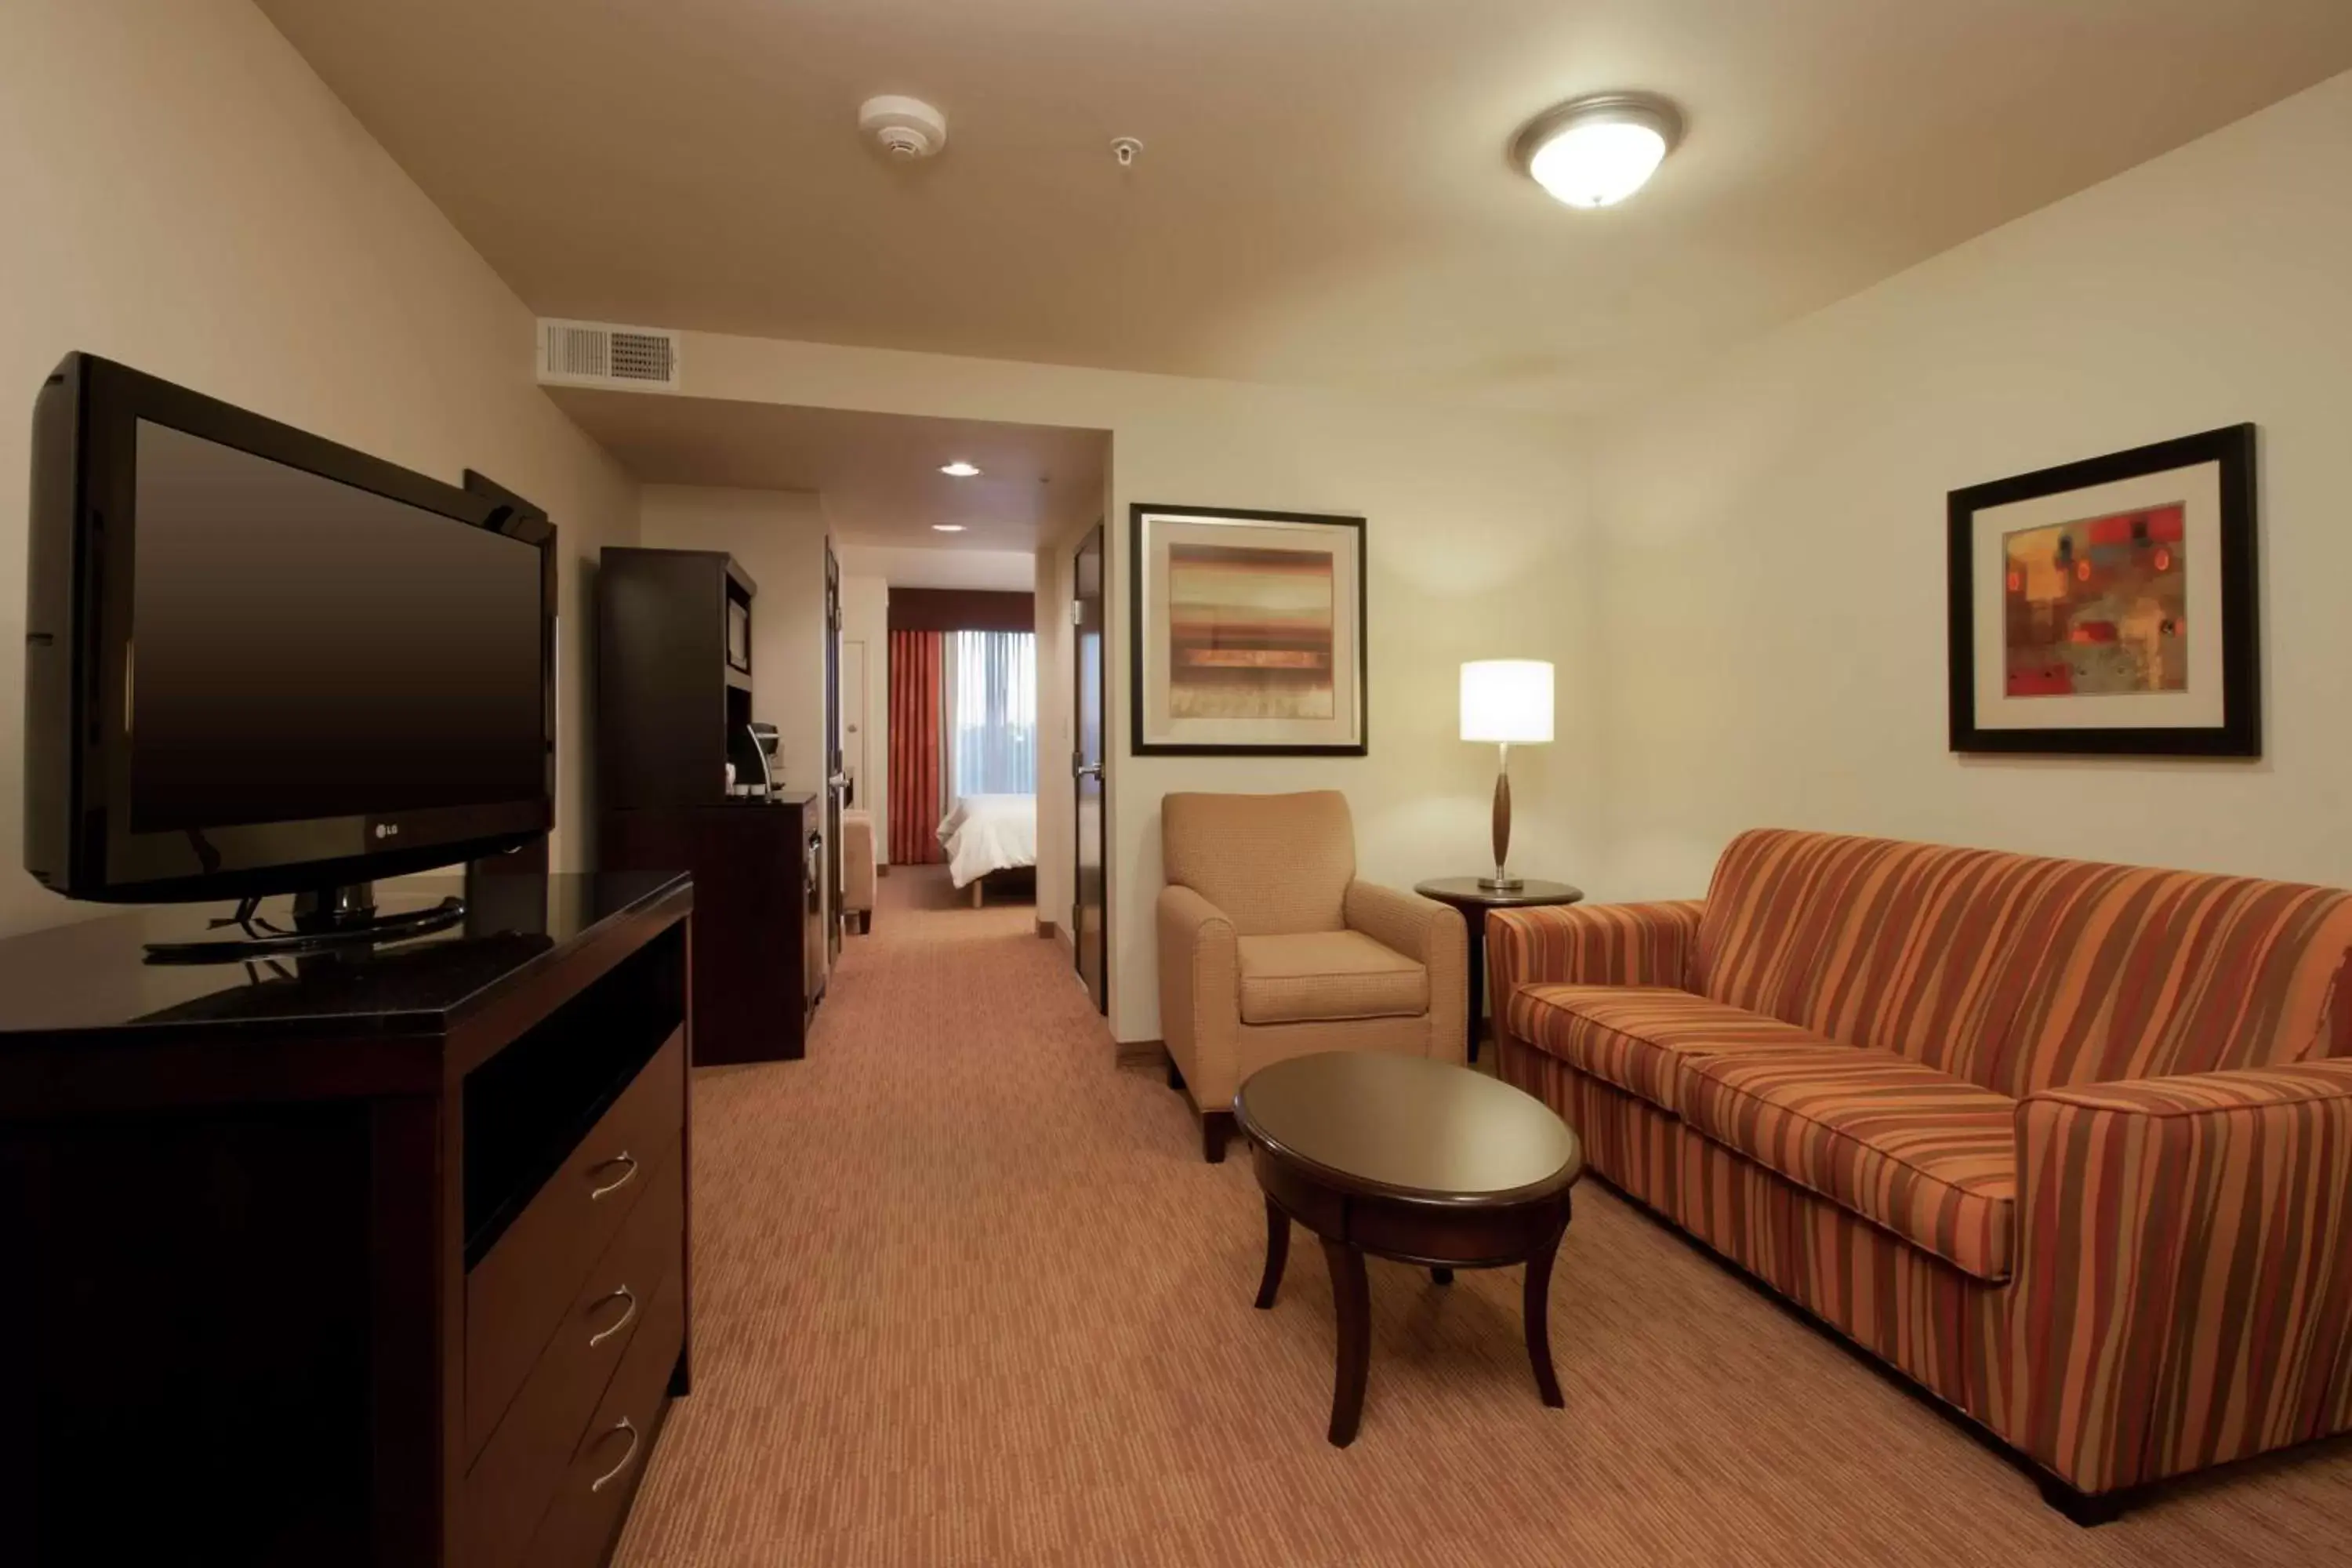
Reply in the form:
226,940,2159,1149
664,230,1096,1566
931,524,967,532
939,461,982,477
1512,92,1683,209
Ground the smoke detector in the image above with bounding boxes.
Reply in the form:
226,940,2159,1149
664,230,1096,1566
858,96,948,161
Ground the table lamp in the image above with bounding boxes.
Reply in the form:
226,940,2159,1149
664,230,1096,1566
1460,659,1554,891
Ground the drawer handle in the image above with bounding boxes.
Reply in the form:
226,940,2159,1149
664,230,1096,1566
588,1284,639,1348
589,1416,641,1494
588,1151,638,1201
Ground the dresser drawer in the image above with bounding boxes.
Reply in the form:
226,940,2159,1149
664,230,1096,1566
519,1265,685,1568
468,1028,684,1457
465,1148,682,1568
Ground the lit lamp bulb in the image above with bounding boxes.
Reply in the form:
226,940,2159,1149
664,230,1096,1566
1514,93,1684,209
1461,660,1555,891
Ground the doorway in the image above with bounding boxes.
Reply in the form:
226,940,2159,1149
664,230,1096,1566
1072,524,1106,1014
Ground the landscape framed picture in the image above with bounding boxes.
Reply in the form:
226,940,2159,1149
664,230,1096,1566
1947,424,2259,757
1130,504,1367,756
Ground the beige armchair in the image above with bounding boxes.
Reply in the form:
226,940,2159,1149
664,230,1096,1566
1156,790,1467,1161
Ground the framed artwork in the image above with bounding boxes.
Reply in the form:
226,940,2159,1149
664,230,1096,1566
1947,424,2259,757
1130,503,1367,756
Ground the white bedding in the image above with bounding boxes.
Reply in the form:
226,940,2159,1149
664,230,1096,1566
938,794,1037,889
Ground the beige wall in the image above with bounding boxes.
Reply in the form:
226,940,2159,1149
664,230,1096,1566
676,334,1594,1042
0,0,637,935
1585,71,2352,903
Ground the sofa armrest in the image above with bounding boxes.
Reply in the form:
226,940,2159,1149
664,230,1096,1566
1157,885,1240,1109
1486,898,1703,1009
2009,1059,2352,1495
1345,881,1468,1062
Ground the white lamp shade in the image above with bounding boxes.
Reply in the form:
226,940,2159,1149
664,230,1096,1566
1460,659,1555,744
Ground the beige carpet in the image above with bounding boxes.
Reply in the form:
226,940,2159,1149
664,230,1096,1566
613,866,2352,1567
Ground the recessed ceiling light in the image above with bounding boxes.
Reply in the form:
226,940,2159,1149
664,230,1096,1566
1512,93,1683,209
939,461,982,477
931,524,967,532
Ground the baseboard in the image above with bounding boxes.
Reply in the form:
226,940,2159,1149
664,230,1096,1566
877,862,891,877
1035,918,1057,940
1115,1036,1165,1067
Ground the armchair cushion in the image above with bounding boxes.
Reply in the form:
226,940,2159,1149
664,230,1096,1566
1682,1045,2020,1281
1236,931,1427,1025
1162,790,1355,935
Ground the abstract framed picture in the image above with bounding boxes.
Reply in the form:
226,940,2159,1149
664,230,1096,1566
1947,424,2259,757
1130,504,1367,756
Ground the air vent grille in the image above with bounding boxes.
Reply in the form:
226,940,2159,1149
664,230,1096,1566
535,319,682,393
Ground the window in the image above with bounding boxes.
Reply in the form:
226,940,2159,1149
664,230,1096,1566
944,630,1036,796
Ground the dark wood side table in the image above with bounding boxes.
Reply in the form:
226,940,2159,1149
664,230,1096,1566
1236,1051,1583,1447
1414,877,1584,1062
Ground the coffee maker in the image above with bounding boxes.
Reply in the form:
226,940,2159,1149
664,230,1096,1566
730,721,782,798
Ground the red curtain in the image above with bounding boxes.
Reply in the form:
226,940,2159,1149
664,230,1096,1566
887,630,945,864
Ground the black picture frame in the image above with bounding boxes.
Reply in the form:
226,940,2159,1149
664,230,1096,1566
1947,424,2259,758
1129,503,1369,757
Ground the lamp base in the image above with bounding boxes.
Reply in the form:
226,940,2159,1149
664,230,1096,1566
1478,875,1526,893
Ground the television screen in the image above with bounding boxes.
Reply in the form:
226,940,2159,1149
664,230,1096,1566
23,353,555,903
129,421,545,832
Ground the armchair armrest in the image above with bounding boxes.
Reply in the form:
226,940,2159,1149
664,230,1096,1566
2009,1059,2352,1494
1344,881,1468,1060
1157,885,1240,1109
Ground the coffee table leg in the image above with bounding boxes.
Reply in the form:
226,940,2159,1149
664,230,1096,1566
1523,1204,1570,1408
1254,1195,1290,1309
1321,1238,1371,1446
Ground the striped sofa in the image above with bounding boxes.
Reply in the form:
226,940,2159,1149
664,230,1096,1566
1490,828,2352,1519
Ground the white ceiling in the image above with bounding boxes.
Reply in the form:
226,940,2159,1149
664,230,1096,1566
548,389,1108,550
260,0,2352,408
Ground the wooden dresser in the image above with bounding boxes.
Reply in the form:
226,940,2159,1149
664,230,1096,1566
0,869,693,1568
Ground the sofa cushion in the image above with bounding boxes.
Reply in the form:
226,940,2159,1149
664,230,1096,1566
1689,828,2352,1098
1967,861,2352,1096
1508,985,1843,1113
1693,829,2038,1069
1681,1045,2018,1282
1236,931,1426,1025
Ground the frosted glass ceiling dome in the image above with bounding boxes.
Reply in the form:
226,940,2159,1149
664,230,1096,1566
1513,93,1685,209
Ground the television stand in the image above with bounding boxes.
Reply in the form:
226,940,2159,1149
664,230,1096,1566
0,869,695,1567
142,880,466,964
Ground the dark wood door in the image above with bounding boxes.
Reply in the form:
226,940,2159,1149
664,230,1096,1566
824,545,844,964
1073,524,1107,1014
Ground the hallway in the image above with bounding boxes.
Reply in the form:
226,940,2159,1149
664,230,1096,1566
612,868,2352,1568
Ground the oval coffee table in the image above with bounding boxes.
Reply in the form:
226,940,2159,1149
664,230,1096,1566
1235,1051,1584,1447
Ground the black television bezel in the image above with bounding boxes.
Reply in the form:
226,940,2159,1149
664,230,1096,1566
23,353,556,903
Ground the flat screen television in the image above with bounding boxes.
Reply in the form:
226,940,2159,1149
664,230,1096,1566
23,354,555,910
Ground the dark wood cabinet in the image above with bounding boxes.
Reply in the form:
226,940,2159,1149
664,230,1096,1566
596,549,758,812
597,546,822,1064
0,871,693,1568
601,796,822,1063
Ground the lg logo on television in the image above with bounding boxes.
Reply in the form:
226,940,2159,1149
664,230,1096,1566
373,823,401,840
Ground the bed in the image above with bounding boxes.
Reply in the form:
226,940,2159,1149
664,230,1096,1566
937,794,1037,906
